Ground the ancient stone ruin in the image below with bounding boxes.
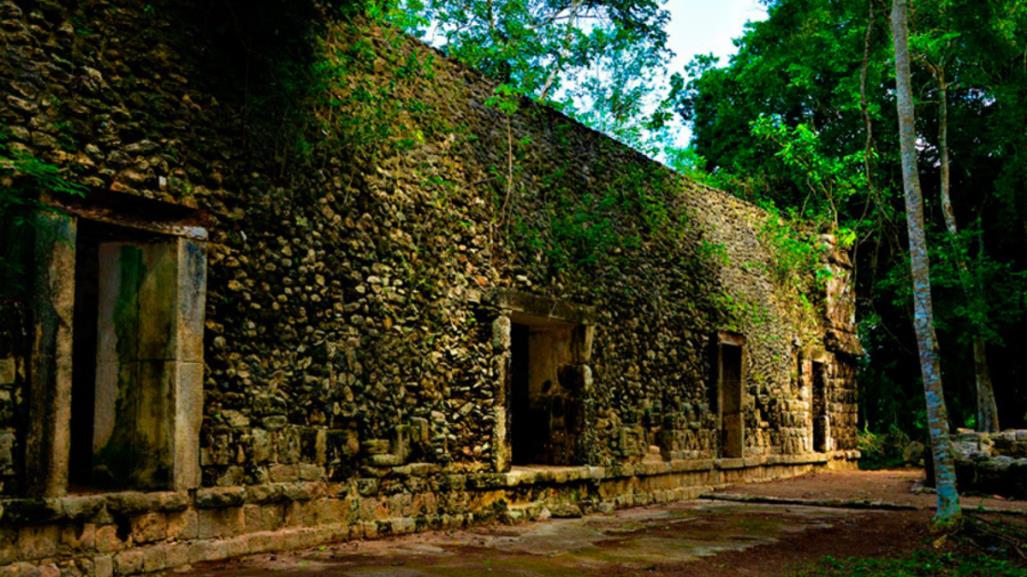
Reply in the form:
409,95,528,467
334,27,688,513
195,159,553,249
0,2,860,575
952,429,1027,498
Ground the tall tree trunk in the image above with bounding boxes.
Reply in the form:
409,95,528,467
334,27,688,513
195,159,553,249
935,74,1001,433
973,340,999,431
891,0,961,524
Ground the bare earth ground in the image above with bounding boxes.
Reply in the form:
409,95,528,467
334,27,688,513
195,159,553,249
180,470,1027,577
713,468,1027,513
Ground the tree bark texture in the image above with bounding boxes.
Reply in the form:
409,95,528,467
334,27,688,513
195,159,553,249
891,0,961,523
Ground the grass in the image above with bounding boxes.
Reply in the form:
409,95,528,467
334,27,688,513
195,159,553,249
793,515,1027,577
793,551,1027,577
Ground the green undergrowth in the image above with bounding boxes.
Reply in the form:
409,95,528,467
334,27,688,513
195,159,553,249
856,425,917,470
794,516,1027,577
0,130,86,296
793,551,1026,577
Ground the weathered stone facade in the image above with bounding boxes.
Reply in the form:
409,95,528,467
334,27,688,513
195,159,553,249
0,1,860,575
952,428,1027,498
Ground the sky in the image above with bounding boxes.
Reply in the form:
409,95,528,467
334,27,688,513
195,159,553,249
666,0,767,73
664,0,767,143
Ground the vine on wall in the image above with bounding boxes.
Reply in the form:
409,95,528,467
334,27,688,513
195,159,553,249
0,131,86,295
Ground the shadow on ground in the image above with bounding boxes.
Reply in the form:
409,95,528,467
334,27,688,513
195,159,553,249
185,500,931,577
185,470,1027,576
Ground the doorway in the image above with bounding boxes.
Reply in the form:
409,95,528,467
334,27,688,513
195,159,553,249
717,340,744,459
508,319,585,466
812,361,829,453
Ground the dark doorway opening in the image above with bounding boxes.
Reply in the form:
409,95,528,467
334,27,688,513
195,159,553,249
508,319,585,466
812,361,828,453
510,322,533,465
718,342,744,459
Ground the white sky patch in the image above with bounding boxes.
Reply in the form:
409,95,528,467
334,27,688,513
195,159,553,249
663,0,767,145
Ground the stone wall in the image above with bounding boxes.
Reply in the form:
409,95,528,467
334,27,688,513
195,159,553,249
952,429,1027,498
0,458,844,577
0,1,860,574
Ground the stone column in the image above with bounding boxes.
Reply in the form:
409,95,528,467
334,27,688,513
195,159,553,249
173,237,206,490
490,313,511,472
25,211,76,497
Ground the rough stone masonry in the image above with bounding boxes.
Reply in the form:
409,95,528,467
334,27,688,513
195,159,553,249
0,1,860,575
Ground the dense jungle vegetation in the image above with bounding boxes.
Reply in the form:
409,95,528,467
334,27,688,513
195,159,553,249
673,0,1027,442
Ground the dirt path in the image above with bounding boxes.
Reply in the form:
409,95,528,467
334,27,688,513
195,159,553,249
714,468,1027,513
186,504,932,577
179,470,1027,577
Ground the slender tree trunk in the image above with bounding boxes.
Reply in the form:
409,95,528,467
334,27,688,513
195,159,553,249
974,340,999,431
891,0,961,524
539,0,582,101
935,74,1001,433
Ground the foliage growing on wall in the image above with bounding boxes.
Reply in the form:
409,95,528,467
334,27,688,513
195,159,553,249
315,22,439,161
0,131,85,295
506,150,697,276
758,205,833,291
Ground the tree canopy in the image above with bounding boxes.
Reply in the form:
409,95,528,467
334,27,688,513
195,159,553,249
675,0,1027,433
382,0,677,152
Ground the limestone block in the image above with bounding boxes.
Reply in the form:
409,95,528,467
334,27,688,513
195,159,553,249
283,501,317,528
281,482,319,501
390,517,416,534
276,428,302,464
93,555,113,577
166,510,198,540
16,525,58,561
130,513,166,544
59,523,94,550
268,464,299,483
249,429,275,463
173,361,204,491
215,466,246,487
94,525,125,554
184,540,220,565
1,563,60,577
242,532,280,556
244,484,284,504
298,464,323,481
243,504,282,533
176,238,207,364
113,548,146,576
197,507,244,540
140,543,169,573
0,358,14,385
163,543,190,571
26,210,75,498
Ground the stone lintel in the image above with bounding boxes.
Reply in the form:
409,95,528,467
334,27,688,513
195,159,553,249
495,289,595,326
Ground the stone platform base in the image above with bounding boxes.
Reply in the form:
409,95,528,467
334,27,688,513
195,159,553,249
0,452,858,577
952,429,1027,498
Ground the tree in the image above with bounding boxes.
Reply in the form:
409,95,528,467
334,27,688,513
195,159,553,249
675,0,1027,436
922,50,1000,434
891,0,960,524
911,0,1000,433
388,0,675,153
